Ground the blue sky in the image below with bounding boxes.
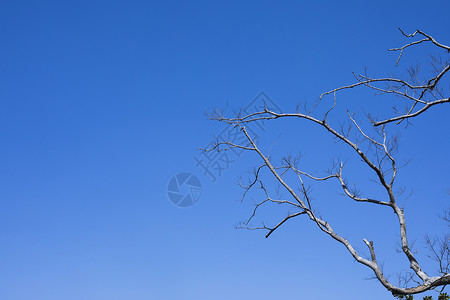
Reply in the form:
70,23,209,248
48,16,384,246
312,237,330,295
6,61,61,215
0,1,449,299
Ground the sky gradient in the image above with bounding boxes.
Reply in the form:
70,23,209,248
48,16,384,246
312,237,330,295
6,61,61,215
0,1,449,299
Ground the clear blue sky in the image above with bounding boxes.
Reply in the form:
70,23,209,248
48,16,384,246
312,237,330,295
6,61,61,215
0,1,449,299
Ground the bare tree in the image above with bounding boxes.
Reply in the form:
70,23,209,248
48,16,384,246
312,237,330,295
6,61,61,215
203,29,449,296
442,209,450,225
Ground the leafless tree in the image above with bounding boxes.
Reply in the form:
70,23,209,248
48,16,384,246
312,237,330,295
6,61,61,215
442,209,450,225
203,29,449,296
